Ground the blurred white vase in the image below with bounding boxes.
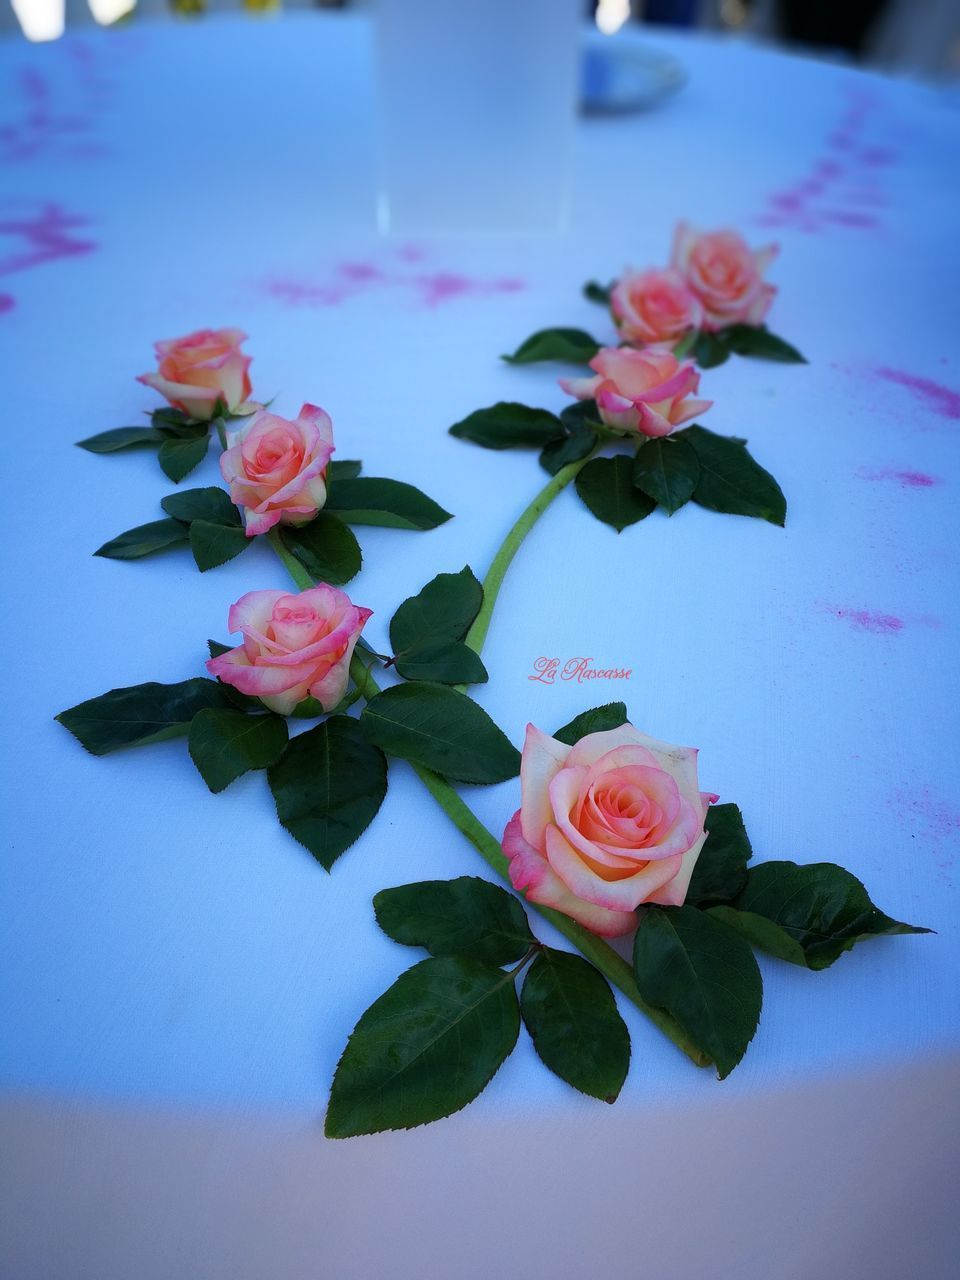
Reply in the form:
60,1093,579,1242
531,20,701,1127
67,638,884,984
375,0,582,234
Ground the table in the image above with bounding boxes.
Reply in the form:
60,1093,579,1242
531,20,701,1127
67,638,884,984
1,13,958,1278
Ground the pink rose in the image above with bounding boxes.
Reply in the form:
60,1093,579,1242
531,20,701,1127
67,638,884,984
672,223,777,331
560,347,712,438
503,723,717,937
137,327,253,420
220,403,335,537
610,267,703,347
206,587,372,716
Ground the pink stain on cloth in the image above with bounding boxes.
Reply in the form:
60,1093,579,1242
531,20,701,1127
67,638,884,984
755,85,895,234
874,367,960,421
890,786,960,882
855,467,943,488
258,250,526,311
822,606,905,634
0,201,97,312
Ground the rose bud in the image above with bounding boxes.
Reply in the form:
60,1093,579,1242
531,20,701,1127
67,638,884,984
137,327,253,420
560,347,711,438
610,267,703,347
207,587,372,716
672,222,778,331
220,403,334,537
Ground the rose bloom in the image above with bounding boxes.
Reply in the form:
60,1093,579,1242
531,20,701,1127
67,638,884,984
560,347,711,438
610,267,703,347
207,587,372,716
137,327,253,420
221,403,334,537
503,723,717,937
672,223,777,331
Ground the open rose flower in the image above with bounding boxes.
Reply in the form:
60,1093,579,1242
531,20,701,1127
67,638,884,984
206,587,371,716
610,267,703,347
137,327,253,420
672,223,777,331
221,403,334,537
503,723,716,937
560,347,711,438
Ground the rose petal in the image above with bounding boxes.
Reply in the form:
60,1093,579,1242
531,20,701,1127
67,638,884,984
519,724,571,848
503,812,637,937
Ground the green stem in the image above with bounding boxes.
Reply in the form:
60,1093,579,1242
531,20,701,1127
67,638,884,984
463,453,594,657
267,527,314,591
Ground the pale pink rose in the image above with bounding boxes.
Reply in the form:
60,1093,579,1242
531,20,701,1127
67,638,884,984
610,267,703,347
137,327,253,420
503,723,717,938
206,586,372,716
560,347,712,438
672,223,778,331
220,403,335,537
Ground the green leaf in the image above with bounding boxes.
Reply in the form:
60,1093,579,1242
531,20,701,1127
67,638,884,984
327,957,522,1146
158,431,210,483
560,400,602,433
539,401,599,476
575,455,656,532
208,640,231,660
693,331,730,368
521,948,630,1103
449,402,564,451
267,716,387,870
553,702,628,746
679,425,786,526
374,877,534,965
633,905,762,1079
706,906,807,967
388,567,487,684
94,518,189,560
324,477,452,531
583,280,613,306
278,513,362,585
188,708,288,794
76,426,164,453
360,684,520,785
708,861,931,971
391,567,483,653
329,459,362,482
55,678,233,756
160,487,241,526
722,324,807,364
633,435,700,515
325,956,520,1137
502,328,601,366
189,520,251,572
393,641,488,685
685,803,753,907
152,408,209,438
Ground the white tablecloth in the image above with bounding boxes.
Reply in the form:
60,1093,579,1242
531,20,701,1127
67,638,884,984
1,13,958,1278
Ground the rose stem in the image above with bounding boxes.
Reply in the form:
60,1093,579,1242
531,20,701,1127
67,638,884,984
266,526,709,1067
462,453,594,658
